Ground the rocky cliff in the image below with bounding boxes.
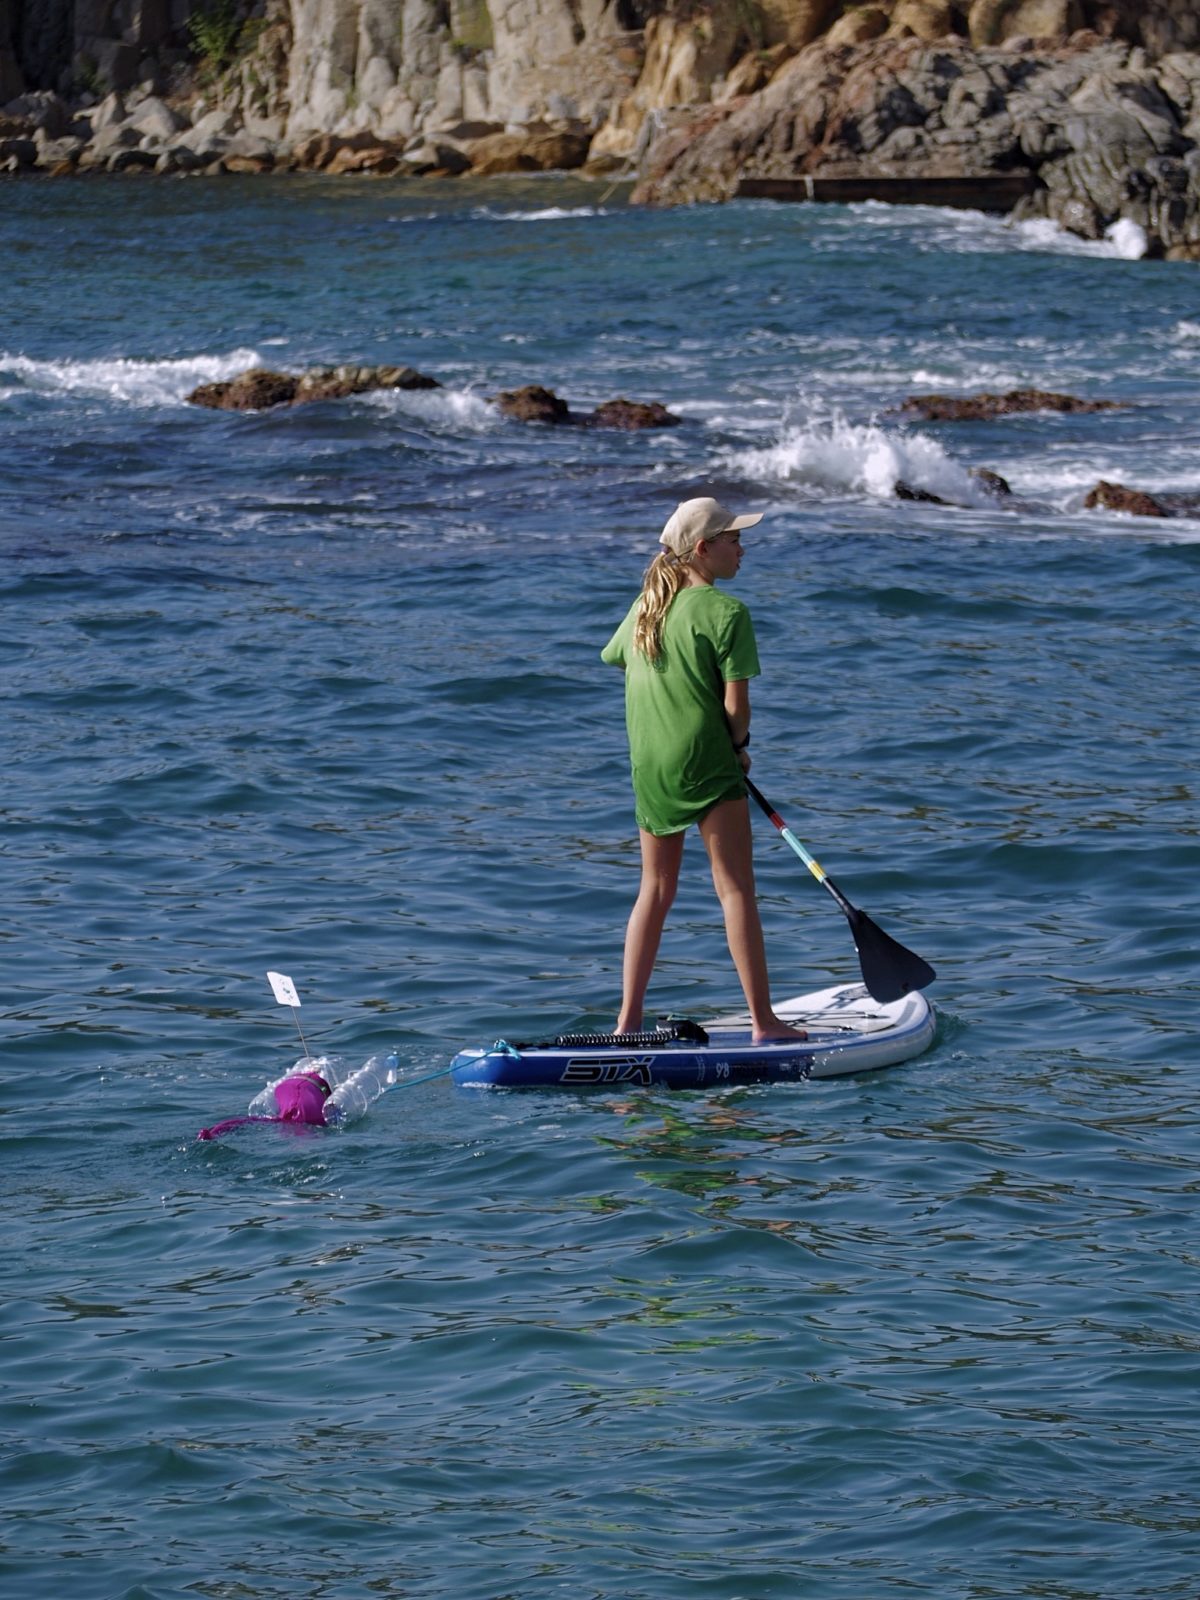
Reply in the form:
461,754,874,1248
5,2,1199,142
3,2,1200,256
632,28,1200,258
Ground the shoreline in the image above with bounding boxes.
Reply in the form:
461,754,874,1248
4,23,1200,260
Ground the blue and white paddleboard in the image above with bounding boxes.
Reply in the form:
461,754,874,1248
449,982,936,1090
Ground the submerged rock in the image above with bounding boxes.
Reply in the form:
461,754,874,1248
489,385,681,429
894,480,953,504
900,389,1123,421
188,364,440,411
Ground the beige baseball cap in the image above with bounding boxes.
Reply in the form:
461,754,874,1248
659,496,764,557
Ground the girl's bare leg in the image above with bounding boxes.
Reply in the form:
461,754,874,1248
699,797,808,1043
616,827,685,1033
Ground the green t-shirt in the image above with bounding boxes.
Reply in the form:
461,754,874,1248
601,584,761,836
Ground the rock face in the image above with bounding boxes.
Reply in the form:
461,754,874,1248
631,30,1200,259
188,364,440,410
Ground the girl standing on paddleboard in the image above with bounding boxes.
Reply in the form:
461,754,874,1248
602,497,807,1043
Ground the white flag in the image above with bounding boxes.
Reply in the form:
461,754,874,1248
267,971,301,1008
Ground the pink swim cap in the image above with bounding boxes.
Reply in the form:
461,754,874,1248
273,1072,332,1125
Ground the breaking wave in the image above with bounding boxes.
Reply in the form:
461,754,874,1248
722,407,986,505
0,347,261,407
361,384,499,429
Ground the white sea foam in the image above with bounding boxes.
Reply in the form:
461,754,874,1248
1104,218,1149,259
723,407,985,505
841,200,1153,262
1172,320,1200,341
907,365,1024,391
1012,214,1148,259
362,385,498,429
1015,457,1200,501
391,205,607,224
469,205,606,222
0,347,261,407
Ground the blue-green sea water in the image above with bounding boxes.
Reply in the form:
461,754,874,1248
2,175,1198,1600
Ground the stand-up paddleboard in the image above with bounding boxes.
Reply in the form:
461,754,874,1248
449,983,936,1090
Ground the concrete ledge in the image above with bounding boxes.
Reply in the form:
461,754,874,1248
736,174,1038,214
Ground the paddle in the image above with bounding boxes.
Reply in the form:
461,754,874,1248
744,777,936,1005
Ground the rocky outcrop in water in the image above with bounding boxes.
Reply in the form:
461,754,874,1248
188,364,440,409
1082,479,1170,516
185,367,679,427
490,385,681,428
899,389,1122,420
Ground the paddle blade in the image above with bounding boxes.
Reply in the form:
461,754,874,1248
847,908,937,1004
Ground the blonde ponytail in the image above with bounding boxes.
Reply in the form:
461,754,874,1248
633,551,690,661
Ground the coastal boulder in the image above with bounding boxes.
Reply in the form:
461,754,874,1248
489,385,681,428
0,135,36,167
1082,479,1170,516
290,131,399,171
2,91,70,136
760,0,842,50
323,143,402,174
967,1,1084,48
77,125,141,167
189,369,300,410
399,140,472,176
892,2,962,43
490,385,572,424
463,128,590,175
127,97,188,141
827,8,891,46
220,131,279,172
107,147,160,172
587,399,682,430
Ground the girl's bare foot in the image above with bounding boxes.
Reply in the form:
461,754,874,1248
752,1019,809,1044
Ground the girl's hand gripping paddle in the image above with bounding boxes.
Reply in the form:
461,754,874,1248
745,778,936,1005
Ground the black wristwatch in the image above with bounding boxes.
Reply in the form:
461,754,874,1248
733,734,750,751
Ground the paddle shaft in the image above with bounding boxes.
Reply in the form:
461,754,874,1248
742,774,937,1004
743,776,857,919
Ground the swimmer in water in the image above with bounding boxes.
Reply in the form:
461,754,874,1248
197,1069,334,1141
